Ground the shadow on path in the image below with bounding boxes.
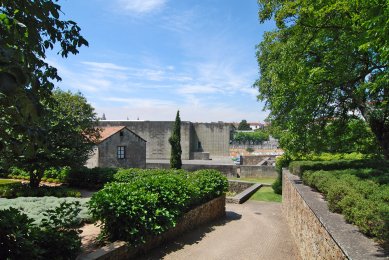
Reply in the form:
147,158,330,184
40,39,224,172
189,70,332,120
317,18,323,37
138,210,242,260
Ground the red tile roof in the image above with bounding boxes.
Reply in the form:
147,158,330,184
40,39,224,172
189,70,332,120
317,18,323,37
98,126,126,143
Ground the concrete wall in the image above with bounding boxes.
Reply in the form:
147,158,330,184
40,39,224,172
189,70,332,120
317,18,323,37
100,121,232,160
85,146,99,168
99,121,191,160
98,128,146,168
239,165,277,178
283,170,384,260
192,122,231,158
241,155,271,165
146,162,237,177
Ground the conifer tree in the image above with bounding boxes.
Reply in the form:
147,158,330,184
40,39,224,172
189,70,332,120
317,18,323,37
169,111,182,169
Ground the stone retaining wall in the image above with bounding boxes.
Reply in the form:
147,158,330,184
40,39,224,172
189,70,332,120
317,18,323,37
283,170,385,260
78,195,226,260
239,165,277,178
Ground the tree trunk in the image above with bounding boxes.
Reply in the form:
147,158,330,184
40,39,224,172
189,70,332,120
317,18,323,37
29,170,42,188
368,118,389,160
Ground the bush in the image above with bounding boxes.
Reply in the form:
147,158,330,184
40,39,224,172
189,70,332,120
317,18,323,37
0,182,81,198
272,155,291,194
66,167,117,189
0,197,90,225
289,159,389,177
302,169,389,244
0,202,82,259
89,169,227,245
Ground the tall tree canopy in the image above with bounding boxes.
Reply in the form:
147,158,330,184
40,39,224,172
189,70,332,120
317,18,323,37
255,0,389,158
169,111,182,169
238,120,252,131
0,0,88,186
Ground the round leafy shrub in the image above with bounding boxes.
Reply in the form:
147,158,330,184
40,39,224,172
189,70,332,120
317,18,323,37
89,169,228,245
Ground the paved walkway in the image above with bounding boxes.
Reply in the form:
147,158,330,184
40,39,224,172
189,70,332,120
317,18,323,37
140,201,301,260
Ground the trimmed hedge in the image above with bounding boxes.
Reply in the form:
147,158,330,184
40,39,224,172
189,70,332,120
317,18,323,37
66,167,118,189
89,169,228,245
7,166,71,183
0,182,81,198
289,159,389,177
302,169,389,244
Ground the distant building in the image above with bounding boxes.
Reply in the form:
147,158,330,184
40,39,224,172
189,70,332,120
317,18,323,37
99,121,233,160
248,122,265,131
85,126,146,168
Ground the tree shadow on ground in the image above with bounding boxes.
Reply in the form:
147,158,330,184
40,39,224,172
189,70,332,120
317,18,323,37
138,210,242,260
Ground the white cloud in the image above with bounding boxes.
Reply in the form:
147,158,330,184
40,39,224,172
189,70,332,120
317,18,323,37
117,0,167,14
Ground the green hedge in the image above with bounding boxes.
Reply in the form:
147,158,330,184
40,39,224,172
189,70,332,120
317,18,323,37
289,159,389,177
7,166,71,183
89,169,228,245
66,167,118,189
0,182,81,198
302,169,389,243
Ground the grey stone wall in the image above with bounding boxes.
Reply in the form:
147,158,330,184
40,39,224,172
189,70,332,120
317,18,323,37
146,162,237,177
85,146,99,168
239,165,277,178
283,170,385,260
192,122,231,157
99,121,232,160
98,128,146,168
99,121,192,160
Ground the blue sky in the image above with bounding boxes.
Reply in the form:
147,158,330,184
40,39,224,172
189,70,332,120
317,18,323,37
48,0,275,122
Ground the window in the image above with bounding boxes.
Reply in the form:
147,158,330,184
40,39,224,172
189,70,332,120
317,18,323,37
117,146,125,159
119,131,123,137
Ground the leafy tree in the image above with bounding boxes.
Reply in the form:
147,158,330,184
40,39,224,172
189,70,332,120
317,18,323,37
0,0,88,187
237,120,251,131
45,90,100,169
255,0,389,158
233,131,269,144
169,111,182,169
101,113,107,120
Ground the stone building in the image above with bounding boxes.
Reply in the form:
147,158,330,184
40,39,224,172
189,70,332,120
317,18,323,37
86,126,146,168
99,121,233,160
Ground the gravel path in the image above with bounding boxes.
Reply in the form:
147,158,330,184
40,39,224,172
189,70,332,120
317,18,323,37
139,201,300,260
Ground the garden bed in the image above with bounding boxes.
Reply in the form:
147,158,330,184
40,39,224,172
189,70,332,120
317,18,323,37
226,180,261,204
77,195,226,260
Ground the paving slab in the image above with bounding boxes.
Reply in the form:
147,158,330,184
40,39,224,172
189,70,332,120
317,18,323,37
139,201,300,260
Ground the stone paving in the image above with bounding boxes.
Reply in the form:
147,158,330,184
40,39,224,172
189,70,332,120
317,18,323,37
139,201,301,260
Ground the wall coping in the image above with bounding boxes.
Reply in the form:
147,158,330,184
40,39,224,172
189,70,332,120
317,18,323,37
226,180,262,204
285,170,387,259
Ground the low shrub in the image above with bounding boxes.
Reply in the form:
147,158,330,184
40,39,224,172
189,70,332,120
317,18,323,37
289,159,389,177
66,167,118,189
272,155,291,194
0,197,90,225
0,202,82,259
7,166,71,183
0,182,81,198
89,169,227,245
302,169,389,244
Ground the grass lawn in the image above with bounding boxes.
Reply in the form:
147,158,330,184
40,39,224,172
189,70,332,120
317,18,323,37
228,176,282,202
0,179,19,185
250,186,282,203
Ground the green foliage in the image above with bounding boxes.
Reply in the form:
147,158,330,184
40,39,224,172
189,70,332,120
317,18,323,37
0,182,81,198
169,110,182,169
0,197,90,225
272,155,291,194
233,131,269,144
7,166,71,183
89,169,227,245
0,202,83,259
250,187,282,203
255,0,389,159
66,167,117,189
302,169,389,243
289,159,389,178
237,120,251,130
0,0,89,188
